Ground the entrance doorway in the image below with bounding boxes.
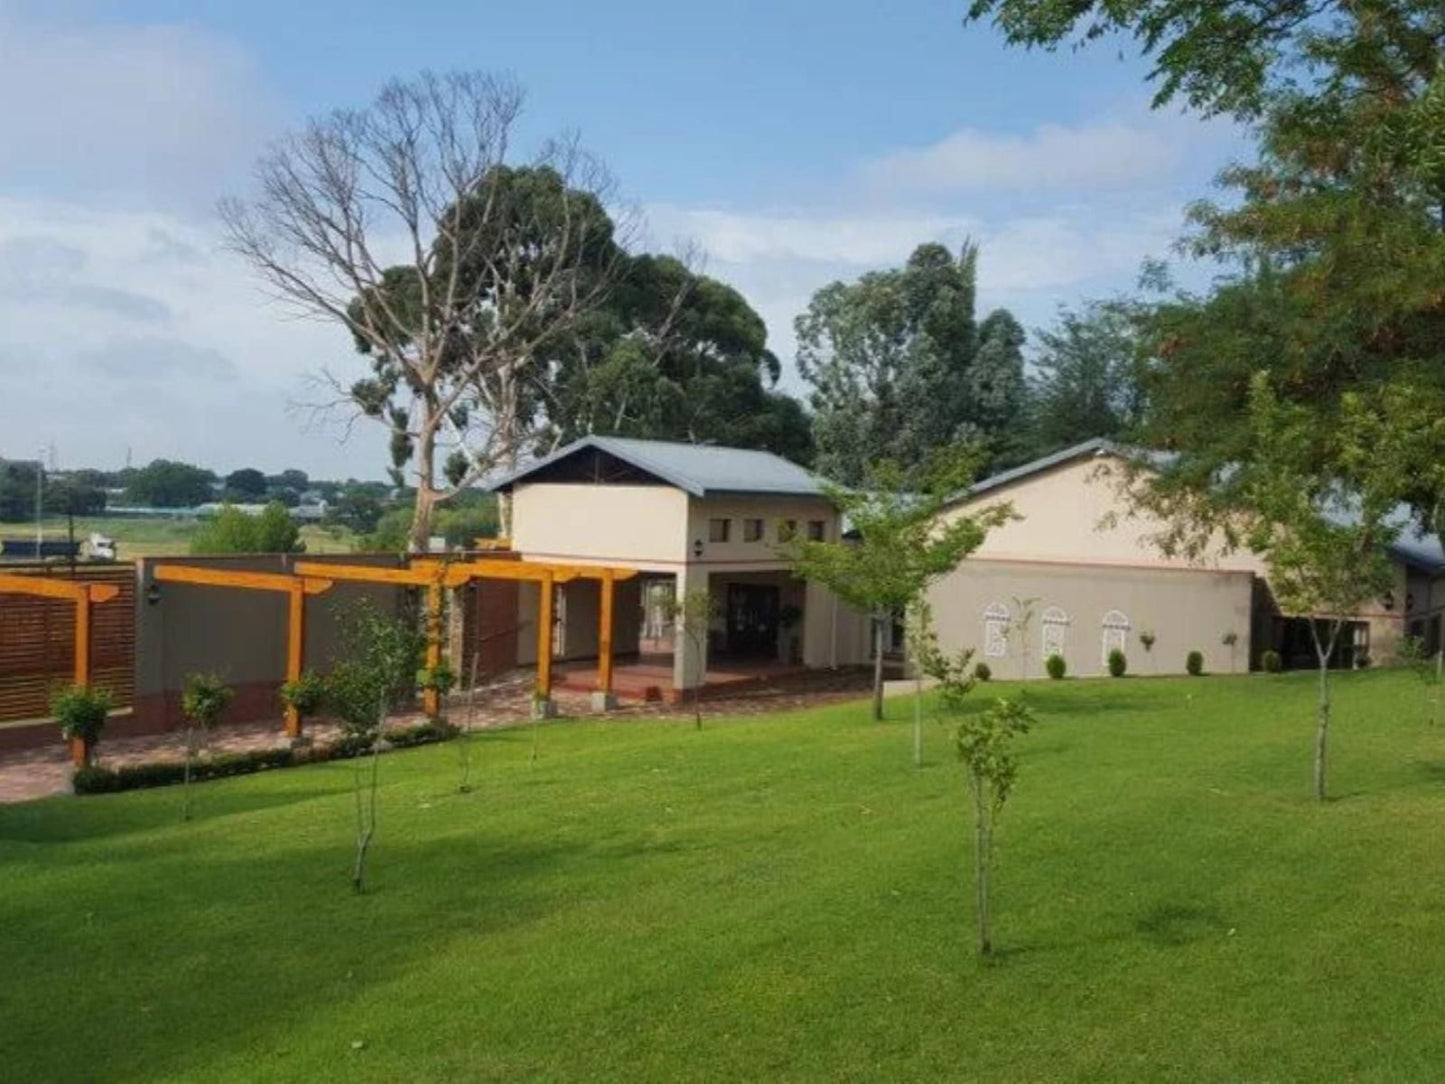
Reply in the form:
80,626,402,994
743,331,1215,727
725,582,780,658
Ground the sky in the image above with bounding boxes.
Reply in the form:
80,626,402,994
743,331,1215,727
0,0,1246,479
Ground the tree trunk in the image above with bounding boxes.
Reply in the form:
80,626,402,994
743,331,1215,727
182,724,195,822
912,669,923,769
972,771,991,956
1310,620,1340,802
872,616,885,722
407,422,439,553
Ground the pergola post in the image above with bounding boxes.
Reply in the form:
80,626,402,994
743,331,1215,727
592,570,617,710
284,580,306,738
534,571,556,718
422,579,444,719
151,565,332,739
74,591,93,689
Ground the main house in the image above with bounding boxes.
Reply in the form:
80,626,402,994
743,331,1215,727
490,435,1444,697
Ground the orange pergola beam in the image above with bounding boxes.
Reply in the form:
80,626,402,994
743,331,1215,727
0,573,121,690
435,560,638,702
152,565,333,737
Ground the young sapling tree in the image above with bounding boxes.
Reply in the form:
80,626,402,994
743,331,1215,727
904,601,939,769
327,602,424,892
782,446,1012,721
179,673,234,821
1010,595,1039,680
921,641,1034,957
1399,635,1444,727
665,587,719,730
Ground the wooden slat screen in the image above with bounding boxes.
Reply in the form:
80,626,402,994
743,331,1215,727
0,563,135,722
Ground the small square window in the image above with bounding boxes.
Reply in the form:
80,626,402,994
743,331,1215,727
807,520,826,542
709,518,731,543
743,518,764,542
778,519,797,543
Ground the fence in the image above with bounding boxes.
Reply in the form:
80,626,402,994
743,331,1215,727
0,562,136,723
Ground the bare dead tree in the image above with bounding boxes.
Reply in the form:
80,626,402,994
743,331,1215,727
221,71,632,548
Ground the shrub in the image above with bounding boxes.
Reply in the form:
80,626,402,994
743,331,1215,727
415,661,457,697
279,670,327,719
181,673,234,729
51,685,113,747
71,720,458,795
1186,650,1204,676
1107,648,1127,677
973,661,992,682
1262,649,1283,673
1045,653,1066,680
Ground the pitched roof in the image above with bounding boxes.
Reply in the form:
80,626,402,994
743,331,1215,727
488,435,830,499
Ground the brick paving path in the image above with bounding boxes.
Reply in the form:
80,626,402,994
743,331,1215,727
0,669,872,805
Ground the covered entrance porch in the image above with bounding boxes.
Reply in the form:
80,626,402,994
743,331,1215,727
546,566,812,703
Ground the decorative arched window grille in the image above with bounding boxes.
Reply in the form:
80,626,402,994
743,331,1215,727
1041,606,1069,660
1101,609,1130,666
983,602,1010,658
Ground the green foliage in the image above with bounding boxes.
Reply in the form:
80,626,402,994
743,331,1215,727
50,685,113,744
1028,298,1148,453
190,502,303,555
279,671,328,719
973,661,992,682
1139,630,1156,653
1262,649,1283,673
1186,651,1204,677
664,587,719,729
0,459,40,521
435,498,499,549
43,478,107,516
1108,649,1128,678
1045,653,1066,680
180,673,233,730
957,697,1034,815
365,507,414,553
541,254,814,465
416,662,457,696
224,468,268,500
795,241,1024,485
327,602,424,738
124,459,216,507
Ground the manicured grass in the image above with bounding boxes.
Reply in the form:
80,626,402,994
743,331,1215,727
3,671,1444,1081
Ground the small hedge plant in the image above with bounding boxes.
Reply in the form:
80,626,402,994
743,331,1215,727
1186,650,1204,676
973,661,992,682
279,670,327,721
72,719,460,795
1107,648,1127,678
1262,649,1283,673
1045,653,1066,680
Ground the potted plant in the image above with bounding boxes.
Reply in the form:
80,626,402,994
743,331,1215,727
52,684,113,768
180,673,234,821
279,670,328,736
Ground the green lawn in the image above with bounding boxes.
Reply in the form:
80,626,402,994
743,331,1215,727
3,671,1444,1081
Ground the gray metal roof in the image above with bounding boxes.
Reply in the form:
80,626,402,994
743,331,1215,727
489,435,831,498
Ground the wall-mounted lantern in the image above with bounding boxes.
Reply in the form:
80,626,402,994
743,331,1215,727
692,538,704,559
145,582,162,606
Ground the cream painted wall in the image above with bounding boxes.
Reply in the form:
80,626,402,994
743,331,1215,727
686,495,841,568
949,456,1266,574
509,483,689,569
926,559,1255,677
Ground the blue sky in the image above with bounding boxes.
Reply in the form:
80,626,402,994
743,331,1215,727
0,0,1245,476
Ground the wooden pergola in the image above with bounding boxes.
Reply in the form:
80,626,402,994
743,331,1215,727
0,572,121,689
151,565,334,737
411,558,638,706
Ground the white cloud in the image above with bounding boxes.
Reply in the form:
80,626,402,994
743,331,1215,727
0,195,376,474
862,120,1181,194
0,8,278,212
